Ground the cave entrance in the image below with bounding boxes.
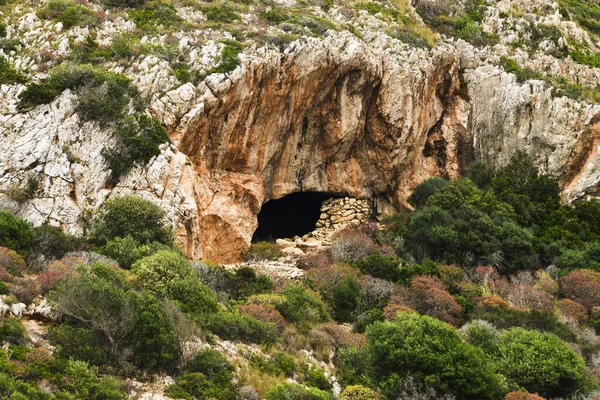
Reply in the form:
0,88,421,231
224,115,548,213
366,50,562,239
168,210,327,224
252,192,338,242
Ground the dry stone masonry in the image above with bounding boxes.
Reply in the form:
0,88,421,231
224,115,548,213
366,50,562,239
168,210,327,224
275,197,370,255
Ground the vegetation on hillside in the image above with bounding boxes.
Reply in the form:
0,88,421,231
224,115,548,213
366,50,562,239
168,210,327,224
1,153,600,398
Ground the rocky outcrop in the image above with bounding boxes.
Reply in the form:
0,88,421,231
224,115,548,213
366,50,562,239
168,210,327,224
3,2,600,263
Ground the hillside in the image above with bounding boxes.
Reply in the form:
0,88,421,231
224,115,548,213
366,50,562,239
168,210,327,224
3,0,600,398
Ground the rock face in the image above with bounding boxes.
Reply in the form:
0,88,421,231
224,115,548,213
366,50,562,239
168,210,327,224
3,2,600,263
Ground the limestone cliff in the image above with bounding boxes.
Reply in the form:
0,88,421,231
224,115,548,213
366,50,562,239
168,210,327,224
2,0,600,262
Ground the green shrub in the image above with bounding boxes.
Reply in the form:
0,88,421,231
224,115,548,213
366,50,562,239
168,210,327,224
187,348,234,380
408,177,449,209
37,0,100,29
47,325,110,366
339,385,381,400
103,0,146,7
0,210,34,258
0,371,51,399
208,40,244,74
0,57,26,85
54,359,127,399
276,284,330,331
100,235,171,269
353,252,401,282
246,241,281,261
33,224,79,259
166,371,237,400
495,327,590,397
132,250,218,315
265,382,332,400
90,195,173,246
365,313,504,399
201,3,241,23
0,318,28,344
129,291,180,371
103,114,170,182
207,310,280,344
305,367,332,391
129,2,181,32
0,246,27,276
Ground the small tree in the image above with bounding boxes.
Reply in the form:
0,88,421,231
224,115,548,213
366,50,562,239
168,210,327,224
365,313,503,399
407,177,449,209
0,210,34,258
90,195,172,246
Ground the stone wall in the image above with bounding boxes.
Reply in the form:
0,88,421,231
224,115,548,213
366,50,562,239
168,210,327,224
312,197,370,240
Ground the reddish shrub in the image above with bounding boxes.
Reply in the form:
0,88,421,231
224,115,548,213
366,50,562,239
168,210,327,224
39,260,78,294
319,322,366,349
239,303,286,333
358,275,396,310
306,263,358,289
10,276,41,304
383,304,415,321
473,265,510,297
410,276,462,326
296,252,331,270
474,295,509,312
506,284,553,312
556,299,589,325
560,269,600,311
505,391,546,400
329,228,377,262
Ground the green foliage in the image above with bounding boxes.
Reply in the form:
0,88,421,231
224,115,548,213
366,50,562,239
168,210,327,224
559,0,600,36
265,382,332,400
33,224,79,259
0,317,28,345
339,385,381,400
200,3,241,23
408,177,449,209
37,0,100,29
0,56,26,85
53,359,127,399
103,114,170,181
495,327,589,397
47,325,111,366
103,0,146,7
365,313,504,399
275,284,330,331
132,250,218,315
100,235,171,269
353,253,401,282
129,1,181,32
331,276,361,322
90,195,173,247
208,40,244,74
246,241,281,261
129,291,180,371
0,210,34,258
207,310,280,344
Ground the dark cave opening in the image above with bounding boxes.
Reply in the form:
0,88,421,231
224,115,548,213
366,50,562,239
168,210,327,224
252,192,339,242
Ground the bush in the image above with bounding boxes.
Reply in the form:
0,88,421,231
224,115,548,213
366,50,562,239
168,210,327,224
265,382,332,400
408,177,449,209
239,303,286,332
0,317,28,344
560,269,600,311
504,392,545,400
201,3,241,22
208,40,244,74
329,229,377,262
556,298,588,325
166,372,237,400
495,327,589,398
406,275,463,325
90,195,172,247
0,247,27,276
129,1,181,32
0,56,27,85
103,114,170,182
47,325,110,366
207,310,279,344
246,241,281,261
365,313,503,399
187,348,233,380
353,252,401,282
37,0,100,28
33,224,79,259
339,385,381,400
276,284,330,331
132,250,217,315
0,211,34,258
100,235,170,269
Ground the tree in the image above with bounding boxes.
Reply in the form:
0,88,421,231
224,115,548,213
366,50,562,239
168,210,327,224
408,177,449,209
90,195,172,246
132,250,217,315
365,313,503,399
0,210,34,258
495,328,588,398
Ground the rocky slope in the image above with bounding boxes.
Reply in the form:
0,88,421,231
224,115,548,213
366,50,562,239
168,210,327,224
2,0,600,262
